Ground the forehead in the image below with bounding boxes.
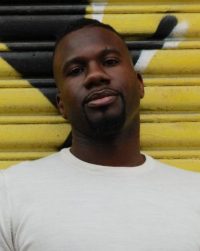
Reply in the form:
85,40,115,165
54,26,128,60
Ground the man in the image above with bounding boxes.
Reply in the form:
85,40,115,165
0,18,200,251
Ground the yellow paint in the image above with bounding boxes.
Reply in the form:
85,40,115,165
0,151,53,160
173,41,200,49
141,122,200,149
0,88,58,114
144,77,200,86
0,43,9,52
86,13,159,35
0,57,22,78
141,86,200,111
139,50,200,74
2,113,200,125
2,122,199,152
0,116,66,124
89,0,200,3
0,124,70,150
145,149,200,171
86,13,200,38
144,150,200,159
0,79,35,88
141,113,200,123
87,4,200,14
159,159,200,172
174,14,200,38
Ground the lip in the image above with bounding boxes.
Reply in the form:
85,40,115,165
84,89,119,108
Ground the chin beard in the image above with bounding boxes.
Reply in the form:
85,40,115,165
92,115,125,139
84,98,126,139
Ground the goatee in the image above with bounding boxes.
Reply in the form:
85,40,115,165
84,95,126,139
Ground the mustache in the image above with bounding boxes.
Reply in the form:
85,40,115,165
83,88,121,105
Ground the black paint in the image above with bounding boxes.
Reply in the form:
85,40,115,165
0,5,87,15
133,15,178,66
151,15,178,40
0,0,88,4
1,52,53,77
0,14,179,149
0,15,84,41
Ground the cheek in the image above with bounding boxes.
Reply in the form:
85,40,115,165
60,84,84,115
118,75,141,109
60,80,80,103
112,64,136,85
114,72,137,96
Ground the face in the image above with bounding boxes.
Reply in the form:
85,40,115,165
53,26,144,138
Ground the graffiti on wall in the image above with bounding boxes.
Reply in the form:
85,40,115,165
0,6,198,170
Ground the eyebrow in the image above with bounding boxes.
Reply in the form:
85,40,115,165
99,48,121,57
62,47,121,75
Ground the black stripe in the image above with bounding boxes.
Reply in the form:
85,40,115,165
0,5,87,15
0,52,53,78
126,41,165,50
28,79,55,88
133,15,178,65
0,15,85,41
0,0,89,4
5,42,54,51
150,15,178,40
6,40,170,52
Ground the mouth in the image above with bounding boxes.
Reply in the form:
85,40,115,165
84,89,119,108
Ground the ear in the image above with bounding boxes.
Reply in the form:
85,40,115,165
137,73,145,99
56,92,67,119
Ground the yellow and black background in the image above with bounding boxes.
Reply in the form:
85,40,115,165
0,0,200,171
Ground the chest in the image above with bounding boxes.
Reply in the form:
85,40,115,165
13,183,200,251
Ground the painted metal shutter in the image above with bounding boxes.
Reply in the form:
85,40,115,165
0,0,200,171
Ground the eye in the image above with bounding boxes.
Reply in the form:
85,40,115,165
66,66,84,77
103,57,120,67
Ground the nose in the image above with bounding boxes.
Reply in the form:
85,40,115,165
83,62,110,89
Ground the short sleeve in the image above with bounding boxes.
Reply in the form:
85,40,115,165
0,170,13,251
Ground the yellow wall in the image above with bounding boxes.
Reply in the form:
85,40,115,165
0,1,200,171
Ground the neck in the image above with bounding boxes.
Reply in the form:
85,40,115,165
70,122,144,167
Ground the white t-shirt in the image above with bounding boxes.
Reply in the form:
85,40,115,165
0,148,200,251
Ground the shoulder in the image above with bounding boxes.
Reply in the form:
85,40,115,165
145,154,200,189
145,154,200,175
4,149,65,172
144,155,200,209
0,149,69,187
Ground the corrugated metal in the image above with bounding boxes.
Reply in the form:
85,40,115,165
0,1,200,171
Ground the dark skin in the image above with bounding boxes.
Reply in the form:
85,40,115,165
53,26,145,167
